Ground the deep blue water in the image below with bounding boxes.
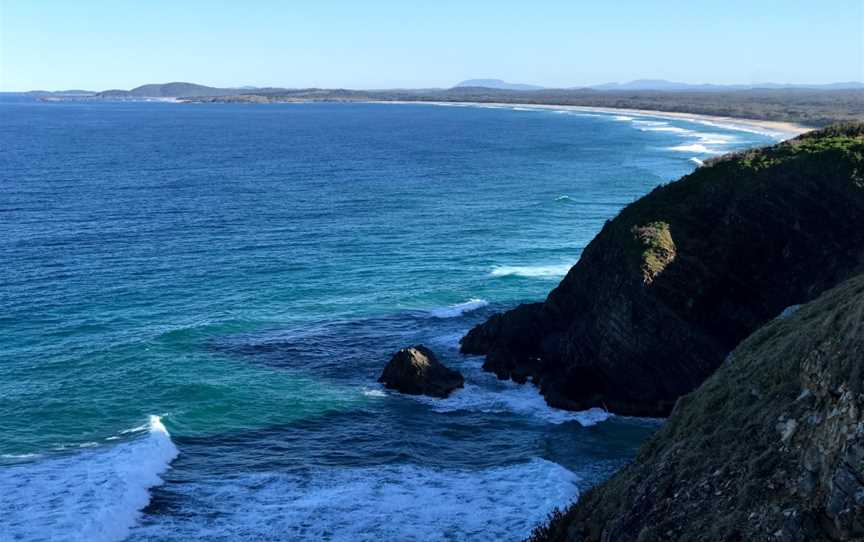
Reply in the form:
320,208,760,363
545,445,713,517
0,98,778,541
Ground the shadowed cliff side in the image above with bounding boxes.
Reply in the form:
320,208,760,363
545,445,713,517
462,123,864,416
529,272,864,542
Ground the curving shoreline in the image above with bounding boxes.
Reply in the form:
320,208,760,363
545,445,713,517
376,100,813,140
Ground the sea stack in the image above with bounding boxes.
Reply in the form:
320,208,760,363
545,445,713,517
462,123,864,417
379,345,464,398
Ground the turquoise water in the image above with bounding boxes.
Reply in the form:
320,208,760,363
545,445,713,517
0,98,778,541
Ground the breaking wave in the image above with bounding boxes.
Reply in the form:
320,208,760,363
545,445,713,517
414,381,611,426
0,416,179,542
428,298,489,318
490,264,572,279
128,458,579,542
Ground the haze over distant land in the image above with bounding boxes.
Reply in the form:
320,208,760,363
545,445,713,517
18,79,864,97
455,79,864,91
455,79,545,91
33,80,864,128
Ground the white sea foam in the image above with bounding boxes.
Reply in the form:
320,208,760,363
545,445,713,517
368,350,611,427
632,119,668,127
0,416,179,542
690,118,787,140
669,143,718,154
414,381,610,426
603,109,789,140
428,298,489,318
689,157,705,166
555,194,575,202
129,458,578,542
639,125,692,134
612,115,634,121
361,387,387,398
630,124,738,154
0,452,42,461
616,114,744,154
490,264,572,279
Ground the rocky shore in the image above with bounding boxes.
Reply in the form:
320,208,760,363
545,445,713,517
508,122,864,540
530,272,864,541
379,345,464,398
462,123,864,417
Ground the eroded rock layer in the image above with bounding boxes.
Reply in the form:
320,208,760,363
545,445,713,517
531,272,864,542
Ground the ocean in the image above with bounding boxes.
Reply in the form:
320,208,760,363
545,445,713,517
0,98,779,541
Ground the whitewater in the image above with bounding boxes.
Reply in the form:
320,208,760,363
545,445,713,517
0,97,779,541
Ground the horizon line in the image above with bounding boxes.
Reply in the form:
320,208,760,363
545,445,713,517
6,78,864,94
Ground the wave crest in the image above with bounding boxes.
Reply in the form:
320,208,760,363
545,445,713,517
490,264,572,279
413,381,611,426
0,416,179,542
428,298,489,318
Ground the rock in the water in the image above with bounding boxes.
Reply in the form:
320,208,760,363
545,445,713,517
463,123,864,416
529,272,864,542
378,345,464,398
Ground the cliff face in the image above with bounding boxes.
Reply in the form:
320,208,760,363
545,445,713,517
531,272,864,542
462,123,864,416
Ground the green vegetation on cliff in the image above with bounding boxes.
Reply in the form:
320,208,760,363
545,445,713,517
530,272,864,541
462,123,864,417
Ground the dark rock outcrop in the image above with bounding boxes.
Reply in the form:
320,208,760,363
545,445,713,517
378,345,464,398
463,123,864,416
530,272,864,542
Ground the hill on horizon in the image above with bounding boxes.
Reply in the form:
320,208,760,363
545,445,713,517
454,79,546,91
454,78,864,92
30,79,864,99
590,79,864,91
96,82,245,98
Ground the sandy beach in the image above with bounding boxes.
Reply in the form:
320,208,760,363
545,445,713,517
384,101,813,140
544,104,813,139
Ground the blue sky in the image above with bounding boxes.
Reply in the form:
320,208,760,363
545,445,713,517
1,0,862,91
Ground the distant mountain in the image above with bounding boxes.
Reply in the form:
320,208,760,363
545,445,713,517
86,80,864,100
40,81,864,127
96,82,272,99
589,79,864,91
95,82,303,99
454,79,545,91
97,82,236,98
454,78,864,92
590,79,711,91
752,81,864,90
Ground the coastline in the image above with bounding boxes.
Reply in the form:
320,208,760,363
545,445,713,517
97,94,812,140
376,100,813,140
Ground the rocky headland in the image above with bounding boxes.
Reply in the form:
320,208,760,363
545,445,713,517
502,122,864,540
462,123,864,417
529,271,864,541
